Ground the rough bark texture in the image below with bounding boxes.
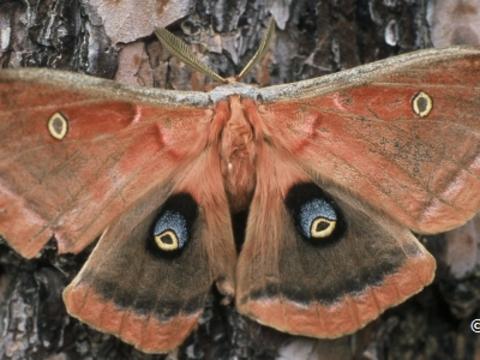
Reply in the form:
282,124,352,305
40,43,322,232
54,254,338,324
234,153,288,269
1,0,479,359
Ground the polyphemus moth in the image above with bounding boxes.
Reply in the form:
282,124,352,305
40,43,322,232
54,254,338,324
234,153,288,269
0,19,479,354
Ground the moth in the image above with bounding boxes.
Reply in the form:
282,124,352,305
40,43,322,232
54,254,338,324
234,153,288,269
0,20,479,354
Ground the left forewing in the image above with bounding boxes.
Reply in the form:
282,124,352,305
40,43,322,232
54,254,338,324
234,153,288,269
0,69,212,257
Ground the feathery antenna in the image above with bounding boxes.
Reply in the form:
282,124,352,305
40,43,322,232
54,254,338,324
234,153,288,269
237,18,275,80
155,28,227,83
155,18,275,83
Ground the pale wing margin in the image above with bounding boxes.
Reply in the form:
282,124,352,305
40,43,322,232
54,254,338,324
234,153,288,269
258,47,480,101
0,68,210,106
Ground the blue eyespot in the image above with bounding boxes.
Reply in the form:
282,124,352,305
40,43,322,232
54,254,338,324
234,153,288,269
299,199,337,239
284,182,345,245
148,193,198,256
153,210,188,251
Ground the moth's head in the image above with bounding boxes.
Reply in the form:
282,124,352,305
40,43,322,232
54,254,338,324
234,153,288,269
155,18,275,86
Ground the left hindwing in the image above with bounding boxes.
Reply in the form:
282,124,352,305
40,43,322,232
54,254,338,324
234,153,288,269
64,149,236,354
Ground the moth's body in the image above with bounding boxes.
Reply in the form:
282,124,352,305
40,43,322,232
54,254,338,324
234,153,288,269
216,94,258,211
1,47,480,354
208,82,259,102
178,82,278,212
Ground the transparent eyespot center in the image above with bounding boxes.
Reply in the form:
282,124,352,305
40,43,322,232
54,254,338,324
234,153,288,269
412,91,433,117
310,217,336,238
48,112,69,140
154,230,179,251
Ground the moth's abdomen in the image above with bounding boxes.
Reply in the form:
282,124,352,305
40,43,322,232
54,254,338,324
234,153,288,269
217,96,257,212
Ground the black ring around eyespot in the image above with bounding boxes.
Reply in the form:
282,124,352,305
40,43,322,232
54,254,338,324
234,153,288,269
146,192,198,259
284,182,346,247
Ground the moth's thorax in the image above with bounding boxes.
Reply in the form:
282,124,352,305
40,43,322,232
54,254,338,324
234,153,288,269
216,95,258,212
208,82,259,102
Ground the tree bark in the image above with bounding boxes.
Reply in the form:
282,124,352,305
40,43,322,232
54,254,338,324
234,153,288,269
1,1,479,359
